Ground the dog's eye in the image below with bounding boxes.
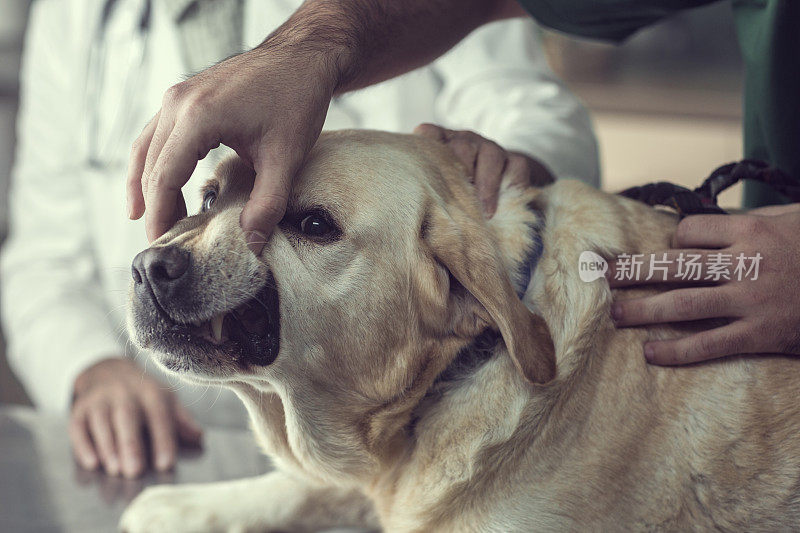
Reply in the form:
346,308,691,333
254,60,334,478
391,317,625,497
201,190,217,212
299,212,335,238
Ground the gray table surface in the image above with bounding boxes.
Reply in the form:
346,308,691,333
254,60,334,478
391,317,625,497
0,405,271,532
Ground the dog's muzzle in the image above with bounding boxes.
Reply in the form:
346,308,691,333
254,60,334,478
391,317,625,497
130,246,280,369
131,246,191,305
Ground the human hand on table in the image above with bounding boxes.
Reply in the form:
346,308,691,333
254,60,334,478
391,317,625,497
609,204,800,364
70,357,202,478
413,124,554,217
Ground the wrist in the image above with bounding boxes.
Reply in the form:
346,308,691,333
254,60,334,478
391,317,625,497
72,356,129,400
257,2,355,96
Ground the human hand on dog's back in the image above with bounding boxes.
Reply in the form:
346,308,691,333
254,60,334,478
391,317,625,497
608,204,800,365
125,0,524,254
70,358,202,478
414,124,554,217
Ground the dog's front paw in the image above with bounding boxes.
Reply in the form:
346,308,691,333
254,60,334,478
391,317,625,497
120,484,242,533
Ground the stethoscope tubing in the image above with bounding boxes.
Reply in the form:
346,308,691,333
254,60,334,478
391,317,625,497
86,0,152,169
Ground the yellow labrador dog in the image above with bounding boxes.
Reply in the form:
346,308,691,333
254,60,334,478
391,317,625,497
121,130,800,532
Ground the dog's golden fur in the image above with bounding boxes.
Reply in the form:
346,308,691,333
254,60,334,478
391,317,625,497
122,130,800,532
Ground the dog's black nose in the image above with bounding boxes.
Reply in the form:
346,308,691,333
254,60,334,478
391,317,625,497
132,247,190,302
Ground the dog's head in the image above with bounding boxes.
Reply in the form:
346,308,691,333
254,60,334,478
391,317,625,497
128,130,554,472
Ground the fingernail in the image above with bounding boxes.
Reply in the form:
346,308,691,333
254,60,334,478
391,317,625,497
245,230,267,256
156,453,173,472
644,344,655,361
123,457,141,478
81,453,98,470
611,303,622,322
106,457,120,476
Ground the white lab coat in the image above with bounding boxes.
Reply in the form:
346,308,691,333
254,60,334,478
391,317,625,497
1,0,599,426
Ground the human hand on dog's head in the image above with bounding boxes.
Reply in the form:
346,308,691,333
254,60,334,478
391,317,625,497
70,357,202,478
126,37,336,255
413,124,554,217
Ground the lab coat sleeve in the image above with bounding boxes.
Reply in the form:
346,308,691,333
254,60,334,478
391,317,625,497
432,19,600,187
1,1,125,413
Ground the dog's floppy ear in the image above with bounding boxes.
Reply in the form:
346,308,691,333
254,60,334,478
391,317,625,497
423,200,555,384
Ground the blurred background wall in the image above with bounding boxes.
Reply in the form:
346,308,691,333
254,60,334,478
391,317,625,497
543,1,743,206
0,0,743,406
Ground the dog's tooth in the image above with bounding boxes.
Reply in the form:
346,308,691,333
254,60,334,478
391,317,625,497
211,314,225,342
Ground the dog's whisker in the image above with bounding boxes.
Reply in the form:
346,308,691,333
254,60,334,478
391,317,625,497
208,385,224,411
183,383,211,407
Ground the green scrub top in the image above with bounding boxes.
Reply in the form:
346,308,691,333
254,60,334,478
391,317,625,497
517,0,799,207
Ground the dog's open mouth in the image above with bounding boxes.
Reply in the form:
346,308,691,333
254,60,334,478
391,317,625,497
187,282,280,366
137,274,282,372
184,280,281,367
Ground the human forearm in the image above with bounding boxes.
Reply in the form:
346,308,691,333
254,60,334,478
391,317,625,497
264,0,525,94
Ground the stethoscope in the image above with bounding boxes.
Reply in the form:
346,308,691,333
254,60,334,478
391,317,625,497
85,0,152,169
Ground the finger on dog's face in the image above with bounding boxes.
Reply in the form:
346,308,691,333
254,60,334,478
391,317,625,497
242,140,300,254
141,113,174,198
175,191,188,222
143,122,207,241
143,185,181,242
127,112,159,220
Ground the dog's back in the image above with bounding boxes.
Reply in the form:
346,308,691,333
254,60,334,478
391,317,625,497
380,180,800,531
